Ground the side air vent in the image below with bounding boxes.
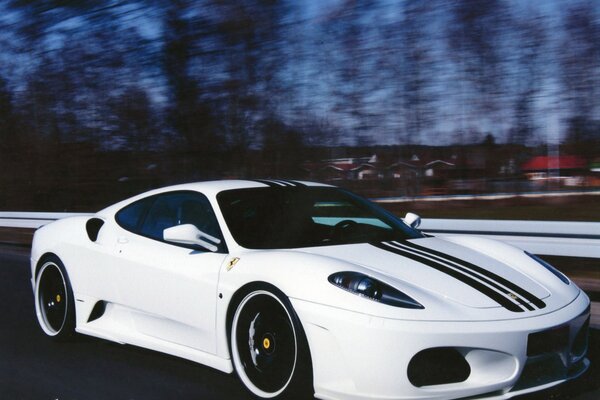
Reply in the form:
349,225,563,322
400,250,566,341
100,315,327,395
86,218,105,242
87,301,107,322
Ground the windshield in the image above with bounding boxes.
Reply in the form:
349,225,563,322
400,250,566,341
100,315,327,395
217,187,423,249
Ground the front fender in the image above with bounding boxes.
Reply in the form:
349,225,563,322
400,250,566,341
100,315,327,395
213,249,439,361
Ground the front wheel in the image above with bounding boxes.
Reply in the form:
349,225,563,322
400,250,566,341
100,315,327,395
34,256,76,340
230,288,312,399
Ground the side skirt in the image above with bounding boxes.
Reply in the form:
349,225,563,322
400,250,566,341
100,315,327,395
74,299,233,374
76,325,233,374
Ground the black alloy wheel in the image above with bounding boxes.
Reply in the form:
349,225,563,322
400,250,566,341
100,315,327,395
35,256,75,340
231,288,312,399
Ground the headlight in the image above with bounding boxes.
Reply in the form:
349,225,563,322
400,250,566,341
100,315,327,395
328,271,424,309
525,251,569,285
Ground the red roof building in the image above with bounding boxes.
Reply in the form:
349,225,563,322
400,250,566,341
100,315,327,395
521,155,587,172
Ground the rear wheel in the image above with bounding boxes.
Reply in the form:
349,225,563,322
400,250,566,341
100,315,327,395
231,289,312,399
34,256,76,340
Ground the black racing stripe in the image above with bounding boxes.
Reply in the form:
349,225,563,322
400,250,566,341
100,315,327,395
283,179,306,187
391,241,535,311
273,179,295,187
371,242,525,312
402,240,546,310
250,179,306,187
251,179,281,187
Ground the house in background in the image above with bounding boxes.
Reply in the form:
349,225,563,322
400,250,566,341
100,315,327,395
521,155,587,186
386,155,456,179
387,159,420,180
310,155,381,181
304,153,458,195
301,147,597,195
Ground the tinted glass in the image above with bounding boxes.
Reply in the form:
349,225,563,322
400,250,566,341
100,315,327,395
115,198,150,232
139,191,221,244
217,187,423,249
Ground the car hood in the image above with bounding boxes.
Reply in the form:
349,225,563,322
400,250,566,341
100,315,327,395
293,236,579,315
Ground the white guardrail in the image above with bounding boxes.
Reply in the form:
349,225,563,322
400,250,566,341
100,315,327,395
419,219,600,259
0,212,92,229
0,212,599,258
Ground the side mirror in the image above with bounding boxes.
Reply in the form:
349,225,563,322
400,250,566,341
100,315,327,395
163,224,221,252
403,212,421,229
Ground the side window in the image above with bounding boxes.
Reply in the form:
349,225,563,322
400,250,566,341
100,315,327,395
138,191,222,248
115,198,150,232
139,195,178,240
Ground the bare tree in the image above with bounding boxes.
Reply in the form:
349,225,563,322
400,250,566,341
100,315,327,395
508,12,548,145
560,2,600,122
446,0,511,132
398,0,438,145
321,0,382,145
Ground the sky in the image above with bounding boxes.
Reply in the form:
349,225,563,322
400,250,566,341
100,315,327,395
0,0,597,147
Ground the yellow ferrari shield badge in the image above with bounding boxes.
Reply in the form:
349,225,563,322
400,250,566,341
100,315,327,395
227,257,240,271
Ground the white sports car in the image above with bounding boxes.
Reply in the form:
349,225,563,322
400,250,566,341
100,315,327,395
31,180,590,400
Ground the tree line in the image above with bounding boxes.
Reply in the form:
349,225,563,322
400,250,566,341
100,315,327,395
0,0,599,209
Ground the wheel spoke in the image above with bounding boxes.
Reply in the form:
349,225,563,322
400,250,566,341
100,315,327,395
38,264,67,333
233,291,298,396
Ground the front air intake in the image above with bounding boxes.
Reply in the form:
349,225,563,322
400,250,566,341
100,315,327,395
571,317,589,361
407,347,471,387
527,325,569,357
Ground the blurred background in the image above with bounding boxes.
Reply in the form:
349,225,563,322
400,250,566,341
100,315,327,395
2,4,599,395
0,0,599,219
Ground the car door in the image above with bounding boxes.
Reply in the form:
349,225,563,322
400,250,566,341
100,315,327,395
114,191,228,353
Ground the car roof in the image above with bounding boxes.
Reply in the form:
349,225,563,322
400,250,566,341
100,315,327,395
97,179,332,217
177,179,331,193
141,179,332,196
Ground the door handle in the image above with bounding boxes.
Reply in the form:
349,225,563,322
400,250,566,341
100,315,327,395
117,237,129,244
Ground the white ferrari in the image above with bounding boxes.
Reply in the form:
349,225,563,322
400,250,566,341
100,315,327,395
31,180,590,400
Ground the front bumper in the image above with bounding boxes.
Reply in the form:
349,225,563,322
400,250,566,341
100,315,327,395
291,291,590,400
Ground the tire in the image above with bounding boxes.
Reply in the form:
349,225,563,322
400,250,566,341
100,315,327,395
34,256,76,340
230,288,313,399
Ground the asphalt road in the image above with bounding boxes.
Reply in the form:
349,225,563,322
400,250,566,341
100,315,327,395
1,245,598,400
